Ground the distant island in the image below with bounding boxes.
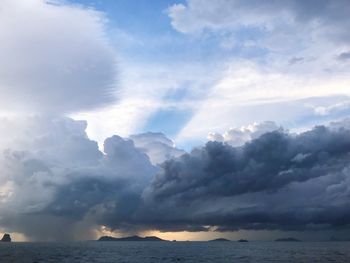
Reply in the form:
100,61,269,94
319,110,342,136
98,235,166,242
275,237,301,242
208,238,231,242
238,239,248,242
1,234,11,242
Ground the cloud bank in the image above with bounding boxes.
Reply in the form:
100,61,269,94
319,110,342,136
0,117,349,240
0,116,159,240
0,0,117,113
143,122,350,232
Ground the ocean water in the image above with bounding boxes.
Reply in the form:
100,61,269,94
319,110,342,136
0,241,349,262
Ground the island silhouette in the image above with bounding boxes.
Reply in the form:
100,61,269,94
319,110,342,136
98,235,253,242
98,235,166,242
1,234,11,242
208,238,231,242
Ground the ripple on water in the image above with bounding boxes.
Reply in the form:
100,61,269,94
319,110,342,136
0,241,349,263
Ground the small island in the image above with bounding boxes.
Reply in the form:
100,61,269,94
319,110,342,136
238,239,248,242
208,238,231,242
275,237,301,242
1,234,11,242
98,235,166,242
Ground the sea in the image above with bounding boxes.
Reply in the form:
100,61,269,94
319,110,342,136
0,241,349,262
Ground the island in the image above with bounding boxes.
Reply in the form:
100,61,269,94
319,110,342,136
208,238,231,242
275,237,301,242
98,235,166,242
238,239,248,242
1,233,11,242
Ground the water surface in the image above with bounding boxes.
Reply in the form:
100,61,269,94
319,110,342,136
0,241,349,262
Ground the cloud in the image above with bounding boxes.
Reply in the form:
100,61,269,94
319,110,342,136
149,125,350,199
168,0,350,44
72,60,217,145
130,132,185,165
142,120,350,232
308,100,350,116
337,51,350,61
288,57,305,65
208,121,281,146
1,116,350,239
0,0,117,113
176,61,350,144
0,116,158,241
166,1,350,145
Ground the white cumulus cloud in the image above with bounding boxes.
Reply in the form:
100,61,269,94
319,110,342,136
0,0,117,113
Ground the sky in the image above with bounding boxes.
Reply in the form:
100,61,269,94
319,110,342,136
69,0,350,149
0,0,350,241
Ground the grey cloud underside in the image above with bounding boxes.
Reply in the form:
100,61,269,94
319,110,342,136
149,126,350,199
169,0,350,43
141,124,350,232
1,117,350,240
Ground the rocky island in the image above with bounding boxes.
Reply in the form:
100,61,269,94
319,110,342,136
98,235,166,242
1,234,11,242
208,238,231,242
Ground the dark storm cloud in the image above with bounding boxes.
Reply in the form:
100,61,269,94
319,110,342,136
147,126,350,200
1,117,350,240
140,124,350,232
